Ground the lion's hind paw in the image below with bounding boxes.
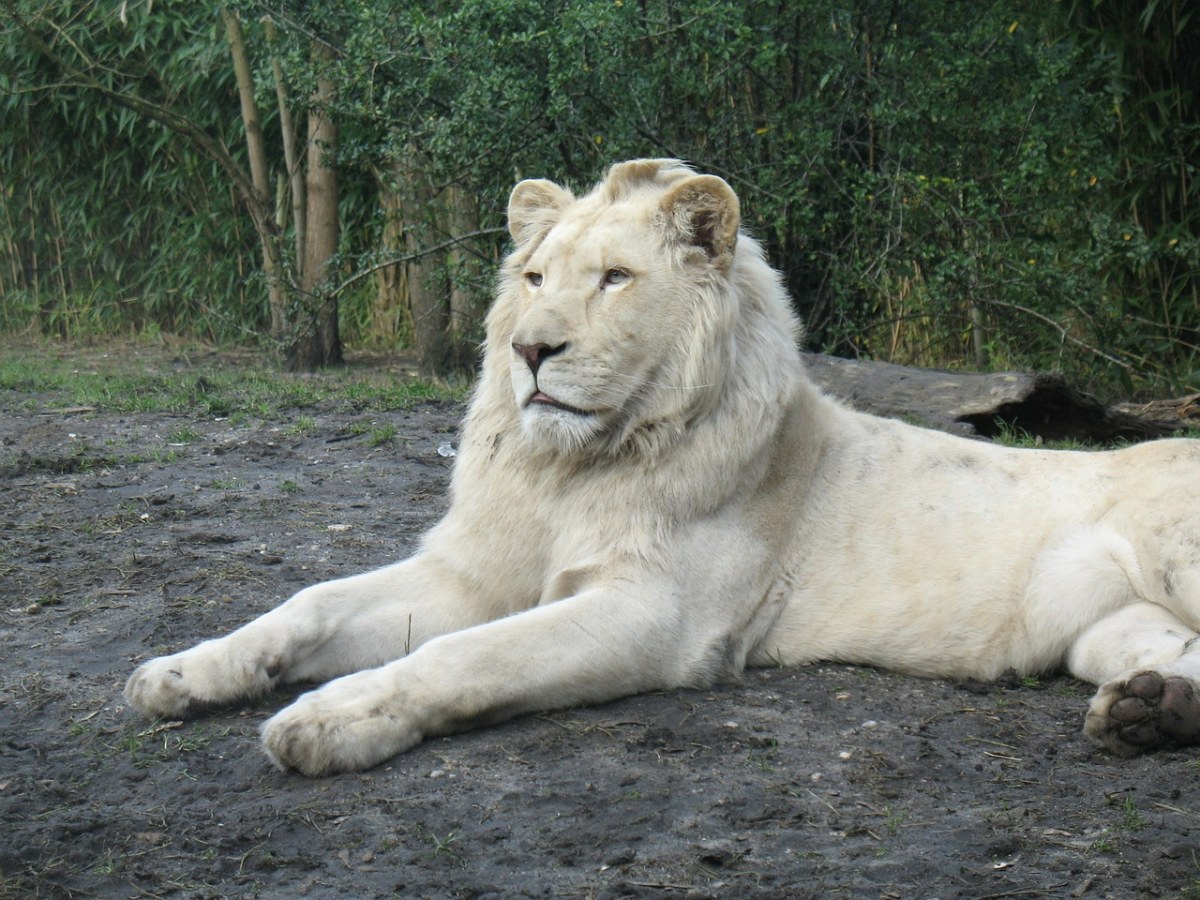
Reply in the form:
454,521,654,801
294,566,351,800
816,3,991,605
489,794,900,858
1086,671,1200,756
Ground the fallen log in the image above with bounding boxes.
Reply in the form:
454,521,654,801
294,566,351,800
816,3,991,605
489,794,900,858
801,353,1178,444
1114,393,1200,433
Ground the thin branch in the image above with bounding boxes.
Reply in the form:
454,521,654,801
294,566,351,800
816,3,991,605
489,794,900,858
330,227,506,299
971,295,1137,373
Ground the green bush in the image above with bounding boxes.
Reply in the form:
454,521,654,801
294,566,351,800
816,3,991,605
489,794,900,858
3,1,1196,394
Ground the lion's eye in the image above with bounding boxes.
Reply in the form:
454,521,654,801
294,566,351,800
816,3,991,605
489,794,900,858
524,272,544,288
602,268,630,288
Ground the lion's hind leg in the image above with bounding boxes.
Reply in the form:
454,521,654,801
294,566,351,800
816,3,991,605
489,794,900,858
1067,602,1200,756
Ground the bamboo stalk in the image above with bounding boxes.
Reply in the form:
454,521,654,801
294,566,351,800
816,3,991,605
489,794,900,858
26,183,40,300
0,185,20,295
219,6,289,342
264,15,306,272
49,198,69,308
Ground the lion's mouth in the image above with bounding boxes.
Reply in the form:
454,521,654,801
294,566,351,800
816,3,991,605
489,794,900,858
528,390,592,416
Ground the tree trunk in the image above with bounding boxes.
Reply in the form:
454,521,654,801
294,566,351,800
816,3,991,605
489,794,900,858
220,8,288,342
407,224,452,377
286,52,342,371
397,152,453,377
444,181,478,367
371,164,406,345
370,159,489,375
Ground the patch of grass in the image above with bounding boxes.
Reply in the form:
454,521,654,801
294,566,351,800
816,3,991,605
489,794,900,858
169,426,200,444
883,806,907,836
1112,791,1146,831
90,851,119,877
161,726,230,758
109,721,233,767
111,725,150,760
344,418,404,444
368,423,397,446
415,826,462,862
992,423,1096,451
342,377,458,410
0,342,456,421
286,415,317,436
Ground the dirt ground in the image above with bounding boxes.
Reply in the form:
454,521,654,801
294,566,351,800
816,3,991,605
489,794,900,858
3,346,1200,899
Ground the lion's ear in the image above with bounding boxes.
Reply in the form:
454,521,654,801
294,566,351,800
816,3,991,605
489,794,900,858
658,174,740,270
507,179,574,248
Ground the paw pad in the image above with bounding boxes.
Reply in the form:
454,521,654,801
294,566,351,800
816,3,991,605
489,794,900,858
1102,672,1200,753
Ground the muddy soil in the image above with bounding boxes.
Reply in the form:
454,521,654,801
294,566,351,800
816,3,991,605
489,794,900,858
2,347,1199,899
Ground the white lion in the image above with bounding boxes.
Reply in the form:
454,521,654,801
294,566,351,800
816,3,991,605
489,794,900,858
125,159,1200,776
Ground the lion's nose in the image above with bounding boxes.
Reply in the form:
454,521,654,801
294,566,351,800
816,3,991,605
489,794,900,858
512,341,567,375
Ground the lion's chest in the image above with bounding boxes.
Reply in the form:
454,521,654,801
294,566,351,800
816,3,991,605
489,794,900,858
450,445,659,610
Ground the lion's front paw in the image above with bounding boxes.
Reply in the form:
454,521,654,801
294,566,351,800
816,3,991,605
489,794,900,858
1085,671,1200,756
261,679,421,777
124,641,268,719
125,652,212,719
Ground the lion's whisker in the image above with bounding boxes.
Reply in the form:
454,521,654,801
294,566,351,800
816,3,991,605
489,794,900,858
596,371,717,393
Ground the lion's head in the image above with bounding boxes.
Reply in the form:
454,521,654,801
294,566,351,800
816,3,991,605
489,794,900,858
489,159,758,457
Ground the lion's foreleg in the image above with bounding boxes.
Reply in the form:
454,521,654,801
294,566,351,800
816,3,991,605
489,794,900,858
124,555,495,719
1067,602,1200,756
260,585,691,775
